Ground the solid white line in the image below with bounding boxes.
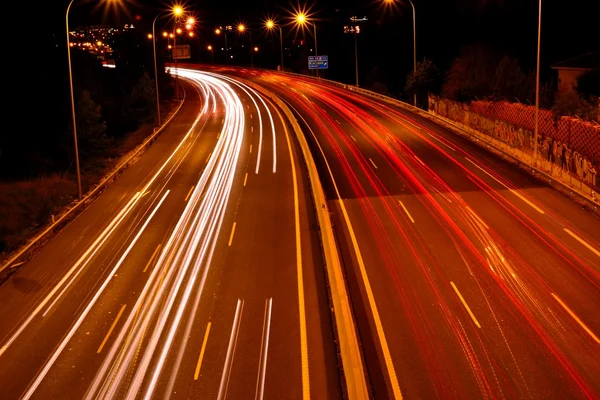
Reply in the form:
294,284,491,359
465,157,545,214
21,190,171,399
369,158,378,169
217,299,244,400
350,135,357,142
398,201,415,224
563,229,600,258
255,298,273,400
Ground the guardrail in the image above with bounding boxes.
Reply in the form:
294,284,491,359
239,78,370,399
0,93,187,282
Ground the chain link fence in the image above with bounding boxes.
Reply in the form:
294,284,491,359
429,95,599,196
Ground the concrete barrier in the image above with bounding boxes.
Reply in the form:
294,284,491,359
238,78,370,399
0,93,187,282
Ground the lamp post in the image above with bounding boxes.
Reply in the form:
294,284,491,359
215,28,229,64
266,20,284,72
384,0,416,106
152,12,167,126
295,13,319,78
207,45,214,63
66,0,83,200
238,24,254,68
533,0,542,166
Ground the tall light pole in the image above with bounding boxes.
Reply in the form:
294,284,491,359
207,45,214,63
385,0,416,106
152,12,167,126
295,13,319,78
215,28,229,64
533,0,542,165
238,24,254,68
66,0,83,200
266,20,284,72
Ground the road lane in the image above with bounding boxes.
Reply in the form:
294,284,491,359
0,70,342,399
220,68,600,399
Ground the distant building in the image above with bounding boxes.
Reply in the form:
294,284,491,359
551,51,599,92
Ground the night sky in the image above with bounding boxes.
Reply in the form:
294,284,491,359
16,0,600,114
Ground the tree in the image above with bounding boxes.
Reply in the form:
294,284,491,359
404,58,442,108
576,69,600,100
491,56,534,102
126,72,155,125
551,90,597,122
442,44,500,102
75,90,109,159
365,67,390,96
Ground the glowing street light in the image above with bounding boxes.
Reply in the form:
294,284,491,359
188,31,194,37
187,17,195,25
147,33,153,39
382,0,416,106
176,27,182,34
215,28,221,35
173,5,183,17
215,27,229,64
185,23,192,30
168,44,172,49
162,31,168,37
266,19,284,71
169,33,174,38
237,24,246,32
207,45,213,50
293,11,319,77
254,46,259,52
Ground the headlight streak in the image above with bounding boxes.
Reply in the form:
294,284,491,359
277,77,597,398
81,70,246,400
201,70,278,174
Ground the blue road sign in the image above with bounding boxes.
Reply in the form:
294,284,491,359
308,55,328,70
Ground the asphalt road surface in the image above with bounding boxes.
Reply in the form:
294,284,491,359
0,71,341,399
215,66,600,400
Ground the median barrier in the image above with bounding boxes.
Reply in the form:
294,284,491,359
238,78,371,400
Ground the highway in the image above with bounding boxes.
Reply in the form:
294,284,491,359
215,67,600,399
0,70,341,399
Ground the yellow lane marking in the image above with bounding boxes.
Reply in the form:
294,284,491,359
243,173,248,187
184,186,195,202
299,113,402,399
250,144,253,153
206,152,212,163
274,104,310,400
369,158,378,169
465,158,545,214
194,322,212,380
228,222,237,247
551,293,599,344
97,304,127,353
450,282,481,328
143,244,162,273
398,201,415,224
563,229,600,258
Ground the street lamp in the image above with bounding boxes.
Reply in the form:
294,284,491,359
215,28,229,64
238,24,254,68
152,5,186,126
295,12,319,77
266,19,284,72
207,45,214,63
533,0,542,165
384,0,417,106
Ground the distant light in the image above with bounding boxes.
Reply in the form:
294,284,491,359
185,23,192,30
296,13,307,24
162,31,168,37
215,28,221,35
230,55,233,58
147,33,153,39
69,42,75,47
97,41,102,46
254,46,259,52
266,20,275,29
187,17,195,25
168,44,172,49
207,45,213,50
176,28,182,34
173,5,183,16
237,24,245,32
169,33,174,38
188,31,194,37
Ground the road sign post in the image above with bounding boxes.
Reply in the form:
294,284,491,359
308,55,328,70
